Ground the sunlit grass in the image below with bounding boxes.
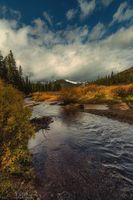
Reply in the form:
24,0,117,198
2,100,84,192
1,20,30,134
32,91,60,102
32,84,133,104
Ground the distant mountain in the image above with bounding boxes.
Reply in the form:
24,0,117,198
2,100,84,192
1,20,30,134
65,79,80,85
94,67,133,85
55,79,81,88
118,67,133,76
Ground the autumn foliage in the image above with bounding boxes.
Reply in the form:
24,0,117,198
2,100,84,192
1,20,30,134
32,84,133,104
59,84,133,104
0,81,35,197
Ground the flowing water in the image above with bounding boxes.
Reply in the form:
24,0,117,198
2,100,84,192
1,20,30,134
28,102,133,200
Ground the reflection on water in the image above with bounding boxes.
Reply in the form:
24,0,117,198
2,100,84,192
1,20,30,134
60,107,83,125
84,104,109,110
28,102,133,200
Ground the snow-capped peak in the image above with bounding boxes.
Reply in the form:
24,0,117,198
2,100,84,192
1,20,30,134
65,79,79,84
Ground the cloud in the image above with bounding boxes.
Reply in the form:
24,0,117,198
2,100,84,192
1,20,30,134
0,7,133,81
78,0,96,18
103,26,133,48
62,25,89,43
111,2,133,25
66,9,77,20
43,11,53,26
101,0,113,7
0,5,21,20
89,22,105,41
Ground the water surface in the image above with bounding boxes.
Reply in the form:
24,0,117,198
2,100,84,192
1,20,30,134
84,104,108,110
28,102,133,200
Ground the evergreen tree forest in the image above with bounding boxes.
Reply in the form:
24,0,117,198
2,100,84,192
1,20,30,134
94,68,133,85
0,50,61,94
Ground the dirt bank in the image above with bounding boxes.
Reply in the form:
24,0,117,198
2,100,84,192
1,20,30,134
84,102,133,124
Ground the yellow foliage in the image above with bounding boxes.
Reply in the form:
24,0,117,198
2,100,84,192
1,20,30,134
32,91,60,101
31,84,133,104
0,81,35,174
59,84,133,104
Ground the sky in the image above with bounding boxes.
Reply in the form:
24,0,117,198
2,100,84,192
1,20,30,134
0,0,133,81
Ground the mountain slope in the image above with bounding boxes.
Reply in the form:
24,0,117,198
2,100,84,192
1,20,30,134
55,79,81,88
119,67,133,76
94,66,133,85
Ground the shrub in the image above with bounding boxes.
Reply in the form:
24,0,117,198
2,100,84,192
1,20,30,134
59,89,78,104
127,85,133,96
112,85,133,98
113,87,127,97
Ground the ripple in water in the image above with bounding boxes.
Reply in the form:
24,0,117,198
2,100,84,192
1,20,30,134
28,102,133,200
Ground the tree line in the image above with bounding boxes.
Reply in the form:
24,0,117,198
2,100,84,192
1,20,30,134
94,69,133,85
0,50,61,94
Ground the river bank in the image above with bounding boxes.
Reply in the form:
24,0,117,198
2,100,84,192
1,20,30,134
31,94,133,125
83,102,133,124
0,83,39,199
85,108,133,124
31,84,133,124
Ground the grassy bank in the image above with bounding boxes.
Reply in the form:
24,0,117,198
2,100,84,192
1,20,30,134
0,80,38,199
32,84,133,104
32,84,133,124
59,84,133,104
32,91,61,102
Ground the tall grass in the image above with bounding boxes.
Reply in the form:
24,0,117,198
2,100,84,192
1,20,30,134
59,84,133,104
32,84,133,104
32,91,60,102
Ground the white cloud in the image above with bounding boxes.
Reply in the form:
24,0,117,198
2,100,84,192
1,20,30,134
89,22,105,41
101,0,113,7
66,9,77,20
43,11,53,26
0,8,133,81
111,2,133,25
63,25,89,43
32,18,46,34
78,0,96,18
103,26,133,48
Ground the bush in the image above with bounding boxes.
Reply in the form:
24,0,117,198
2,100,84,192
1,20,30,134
113,87,127,97
112,85,133,98
59,89,78,104
127,85,133,96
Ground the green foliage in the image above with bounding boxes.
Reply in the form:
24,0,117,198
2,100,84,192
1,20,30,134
0,176,14,198
94,67,133,85
31,81,61,93
125,96,133,101
0,50,28,93
0,50,62,94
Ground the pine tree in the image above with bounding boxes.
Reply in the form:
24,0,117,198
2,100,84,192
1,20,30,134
0,50,62,94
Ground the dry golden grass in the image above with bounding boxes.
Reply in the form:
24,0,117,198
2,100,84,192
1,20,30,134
32,84,133,104
0,79,4,90
32,91,61,102
59,84,133,104
59,85,109,104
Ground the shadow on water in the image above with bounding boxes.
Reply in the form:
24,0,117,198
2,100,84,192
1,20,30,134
28,102,133,200
60,106,83,125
